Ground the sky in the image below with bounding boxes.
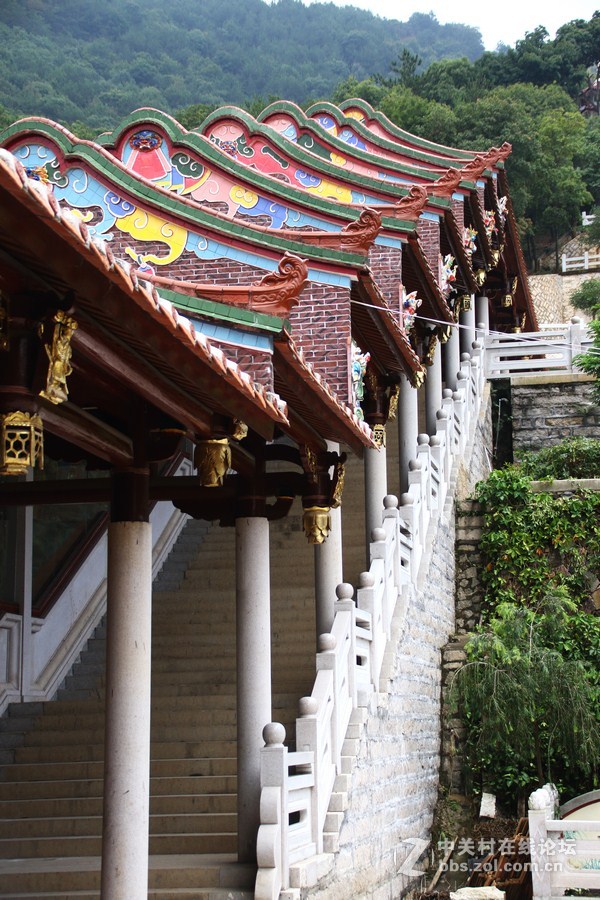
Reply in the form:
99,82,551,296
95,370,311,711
267,0,599,51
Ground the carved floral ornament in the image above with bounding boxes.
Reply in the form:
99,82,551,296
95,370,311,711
0,411,44,476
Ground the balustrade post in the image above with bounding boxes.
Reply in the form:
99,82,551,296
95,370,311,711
335,582,358,707
470,340,484,398
569,316,582,369
256,722,289,899
296,696,321,852
408,458,428,548
400,493,419,573
528,787,555,900
382,495,401,589
460,353,473,432
416,434,433,511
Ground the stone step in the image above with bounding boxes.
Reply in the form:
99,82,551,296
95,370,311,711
17,724,238,747
0,832,237,859
0,757,237,783
0,774,237,800
0,854,256,900
0,791,237,818
0,811,237,840
13,740,237,763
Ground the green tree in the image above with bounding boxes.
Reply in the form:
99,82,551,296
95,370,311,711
571,278,600,317
454,591,600,798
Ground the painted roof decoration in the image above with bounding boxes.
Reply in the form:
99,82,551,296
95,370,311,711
146,252,308,319
0,95,537,453
0,147,290,435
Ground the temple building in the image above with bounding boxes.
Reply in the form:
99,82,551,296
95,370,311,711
0,101,533,898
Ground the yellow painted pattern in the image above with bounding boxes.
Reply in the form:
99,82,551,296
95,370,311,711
116,209,187,265
306,179,352,203
330,152,348,167
230,185,259,208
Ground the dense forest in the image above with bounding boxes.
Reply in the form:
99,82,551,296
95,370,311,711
0,0,482,127
1,1,599,268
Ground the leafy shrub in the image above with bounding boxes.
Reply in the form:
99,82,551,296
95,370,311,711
519,437,600,480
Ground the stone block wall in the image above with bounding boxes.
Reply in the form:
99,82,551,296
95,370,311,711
511,374,600,456
529,272,598,324
440,501,485,794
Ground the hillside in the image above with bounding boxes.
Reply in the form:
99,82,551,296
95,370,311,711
0,0,483,130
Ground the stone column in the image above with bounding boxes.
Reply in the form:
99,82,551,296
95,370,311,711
364,438,387,564
475,294,490,339
398,373,419,495
314,503,342,638
236,514,272,863
14,474,33,699
314,444,343,638
101,472,152,900
425,338,443,436
460,297,476,356
443,324,461,392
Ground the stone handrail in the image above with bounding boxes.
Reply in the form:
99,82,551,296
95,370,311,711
528,785,600,899
256,343,486,897
485,319,592,379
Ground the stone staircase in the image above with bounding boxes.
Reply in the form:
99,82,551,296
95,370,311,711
0,440,383,897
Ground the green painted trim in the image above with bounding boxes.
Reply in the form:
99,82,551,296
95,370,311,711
0,119,366,270
196,106,456,203
266,99,474,170
250,100,482,186
337,98,505,170
95,108,424,233
156,286,288,333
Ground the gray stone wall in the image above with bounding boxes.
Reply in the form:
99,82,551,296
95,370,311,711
511,374,600,456
529,272,598,324
302,389,493,899
440,502,484,794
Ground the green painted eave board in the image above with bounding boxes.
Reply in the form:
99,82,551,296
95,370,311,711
156,286,288,334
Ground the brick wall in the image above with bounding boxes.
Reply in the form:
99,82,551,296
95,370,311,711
417,218,440,276
289,282,352,404
368,245,402,317
452,197,464,230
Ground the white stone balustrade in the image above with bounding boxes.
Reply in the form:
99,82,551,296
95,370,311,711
256,335,488,898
